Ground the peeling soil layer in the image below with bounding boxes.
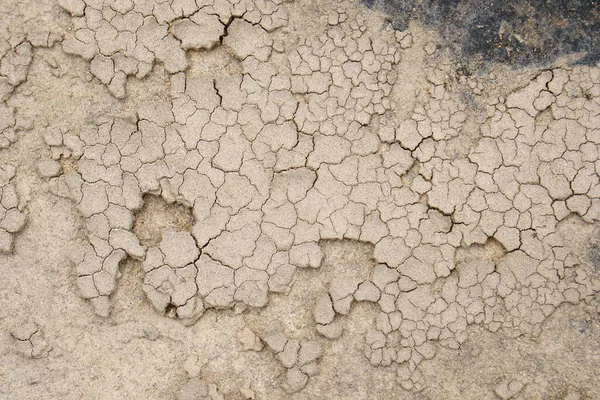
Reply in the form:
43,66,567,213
0,0,600,399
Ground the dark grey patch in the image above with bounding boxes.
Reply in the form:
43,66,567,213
588,238,600,273
362,0,600,68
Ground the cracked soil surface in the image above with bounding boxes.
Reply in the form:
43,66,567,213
1,0,600,399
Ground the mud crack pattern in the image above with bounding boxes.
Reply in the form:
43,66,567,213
0,0,599,398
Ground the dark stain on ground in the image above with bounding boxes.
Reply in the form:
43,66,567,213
362,0,600,68
588,239,600,273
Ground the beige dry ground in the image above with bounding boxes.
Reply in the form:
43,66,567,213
1,0,599,399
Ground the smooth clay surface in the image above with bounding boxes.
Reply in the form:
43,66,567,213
1,0,600,399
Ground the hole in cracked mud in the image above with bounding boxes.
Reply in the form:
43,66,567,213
454,237,508,265
187,46,242,78
558,214,598,271
319,239,376,281
132,194,194,247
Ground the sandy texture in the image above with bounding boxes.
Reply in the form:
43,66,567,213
1,0,599,399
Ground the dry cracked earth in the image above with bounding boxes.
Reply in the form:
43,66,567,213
1,0,600,399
